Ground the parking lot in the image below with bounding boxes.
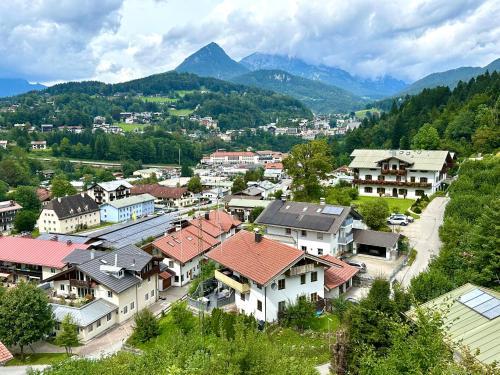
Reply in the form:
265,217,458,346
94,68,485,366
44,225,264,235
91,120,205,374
350,254,405,280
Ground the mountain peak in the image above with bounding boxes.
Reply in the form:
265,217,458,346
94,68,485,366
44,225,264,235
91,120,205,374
175,42,248,80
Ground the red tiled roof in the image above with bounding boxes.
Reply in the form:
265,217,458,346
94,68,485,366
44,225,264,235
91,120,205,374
159,271,173,280
321,255,359,290
212,151,256,157
207,230,304,285
153,226,220,264
131,184,187,199
265,162,283,170
36,188,51,202
0,236,89,269
189,210,241,238
0,341,13,364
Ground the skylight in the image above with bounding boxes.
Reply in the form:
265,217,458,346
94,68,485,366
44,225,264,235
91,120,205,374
458,288,500,320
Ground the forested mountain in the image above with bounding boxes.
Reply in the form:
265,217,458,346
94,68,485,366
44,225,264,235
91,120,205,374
399,57,500,96
0,78,46,98
231,69,367,113
239,52,408,99
175,42,248,80
0,71,311,131
330,71,500,165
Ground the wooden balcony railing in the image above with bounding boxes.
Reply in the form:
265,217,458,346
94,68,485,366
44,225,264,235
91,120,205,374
215,270,250,293
381,169,407,176
70,279,91,288
141,265,160,279
288,263,315,276
353,179,431,188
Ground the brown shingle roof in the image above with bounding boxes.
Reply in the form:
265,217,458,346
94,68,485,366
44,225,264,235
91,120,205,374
131,184,187,199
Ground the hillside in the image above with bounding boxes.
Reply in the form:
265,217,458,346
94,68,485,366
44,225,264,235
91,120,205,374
175,42,248,80
231,69,367,113
240,53,407,99
399,57,500,95
0,78,45,97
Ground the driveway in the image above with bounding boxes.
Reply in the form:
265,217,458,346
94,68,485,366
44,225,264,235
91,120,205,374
395,197,449,287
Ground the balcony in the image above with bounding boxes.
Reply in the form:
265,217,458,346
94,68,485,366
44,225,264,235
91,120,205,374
341,217,353,228
215,269,250,294
338,232,354,245
381,169,407,176
353,179,432,188
0,265,42,279
70,279,91,288
288,263,315,276
141,265,160,279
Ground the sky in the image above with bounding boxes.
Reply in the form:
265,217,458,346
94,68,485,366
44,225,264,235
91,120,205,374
0,0,498,85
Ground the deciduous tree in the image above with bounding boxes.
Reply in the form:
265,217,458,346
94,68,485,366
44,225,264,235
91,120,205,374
55,314,80,355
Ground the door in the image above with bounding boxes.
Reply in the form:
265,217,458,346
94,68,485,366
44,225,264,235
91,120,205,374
392,188,398,197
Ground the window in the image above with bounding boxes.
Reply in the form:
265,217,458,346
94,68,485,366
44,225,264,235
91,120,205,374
392,164,397,170
300,274,306,285
377,187,385,194
301,245,307,251
278,301,286,312
88,324,93,332
96,319,101,328
364,187,373,193
131,302,135,310
151,289,155,297
257,300,263,312
168,261,174,267
107,313,112,321
339,283,344,294
310,292,318,302
317,248,323,256
285,228,291,235
145,293,149,301
107,291,114,298
240,293,245,301
123,306,128,314
410,176,416,182
365,174,372,180
317,232,323,240
50,268,56,273
278,279,285,290
148,276,151,282
311,272,318,282
377,175,385,181
60,284,65,291
174,276,179,283
420,177,428,183
301,230,307,237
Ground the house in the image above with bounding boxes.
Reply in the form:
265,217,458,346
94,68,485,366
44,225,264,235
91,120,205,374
132,168,167,180
45,245,160,340
227,198,271,222
406,283,500,366
189,210,241,242
0,236,88,284
31,140,47,150
322,255,359,298
151,226,220,287
99,193,155,223
255,199,402,260
158,177,191,188
36,187,51,203
0,200,22,234
0,341,13,365
243,180,278,199
41,124,53,132
349,149,455,199
202,187,230,201
263,162,284,180
131,184,194,208
86,180,132,204
206,230,336,322
37,193,100,234
201,151,260,166
0,140,7,149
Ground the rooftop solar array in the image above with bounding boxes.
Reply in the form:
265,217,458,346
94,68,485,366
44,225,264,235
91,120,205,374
459,288,500,320
322,206,344,215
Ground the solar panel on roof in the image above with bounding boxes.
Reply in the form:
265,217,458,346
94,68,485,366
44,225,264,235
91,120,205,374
458,288,500,320
322,206,344,215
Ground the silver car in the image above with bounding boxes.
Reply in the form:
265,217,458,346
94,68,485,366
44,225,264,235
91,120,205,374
387,215,409,226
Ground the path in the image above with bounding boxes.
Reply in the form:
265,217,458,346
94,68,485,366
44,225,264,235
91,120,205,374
395,197,449,287
1,365,48,375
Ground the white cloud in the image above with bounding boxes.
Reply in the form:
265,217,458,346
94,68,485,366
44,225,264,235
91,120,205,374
0,0,498,84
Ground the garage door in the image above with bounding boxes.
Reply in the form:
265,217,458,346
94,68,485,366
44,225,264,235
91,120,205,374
357,244,386,258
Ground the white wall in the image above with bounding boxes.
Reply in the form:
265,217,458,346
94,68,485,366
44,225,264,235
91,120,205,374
162,256,202,286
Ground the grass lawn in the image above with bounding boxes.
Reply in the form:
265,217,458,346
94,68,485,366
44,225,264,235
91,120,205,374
115,122,148,132
355,108,381,119
139,96,177,104
351,195,414,214
169,108,194,116
6,353,68,366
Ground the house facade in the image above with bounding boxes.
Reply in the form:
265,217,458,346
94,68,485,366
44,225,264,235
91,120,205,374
99,193,155,222
37,193,100,234
31,140,47,149
349,149,455,199
0,200,22,234
131,184,194,208
202,151,260,166
207,230,336,322
86,180,132,205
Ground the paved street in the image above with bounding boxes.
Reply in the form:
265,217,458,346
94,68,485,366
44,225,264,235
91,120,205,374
395,197,449,287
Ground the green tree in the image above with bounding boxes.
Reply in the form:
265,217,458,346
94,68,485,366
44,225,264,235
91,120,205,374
0,158,31,187
10,186,41,211
409,268,454,303
121,160,142,177
0,281,54,360
0,180,9,201
14,210,38,232
187,175,203,193
51,175,77,198
130,309,159,344
170,302,195,334
244,167,264,183
359,198,390,230
231,175,246,194
55,314,81,355
94,169,115,182
411,123,440,150
272,189,284,200
248,206,264,223
180,164,193,177
280,297,315,331
283,140,333,200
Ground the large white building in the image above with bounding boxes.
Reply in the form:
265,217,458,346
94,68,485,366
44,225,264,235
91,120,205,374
207,230,336,322
201,151,260,166
349,149,455,199
86,180,132,205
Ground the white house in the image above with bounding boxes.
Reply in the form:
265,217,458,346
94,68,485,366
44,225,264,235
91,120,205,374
99,193,155,222
0,200,22,234
207,230,337,322
31,140,47,150
349,149,455,199
202,151,260,166
86,180,132,205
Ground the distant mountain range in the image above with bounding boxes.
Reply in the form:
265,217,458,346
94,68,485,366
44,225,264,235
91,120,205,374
397,58,500,96
231,69,367,113
0,78,46,97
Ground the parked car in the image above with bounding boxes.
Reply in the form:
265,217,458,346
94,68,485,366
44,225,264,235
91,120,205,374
387,214,409,226
390,213,414,223
346,260,367,273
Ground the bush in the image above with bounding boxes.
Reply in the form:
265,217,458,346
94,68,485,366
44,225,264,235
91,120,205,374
413,206,422,214
170,301,195,334
130,309,159,344
280,297,316,331
408,248,417,265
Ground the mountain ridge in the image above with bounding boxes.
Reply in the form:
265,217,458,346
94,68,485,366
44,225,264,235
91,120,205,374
0,78,46,98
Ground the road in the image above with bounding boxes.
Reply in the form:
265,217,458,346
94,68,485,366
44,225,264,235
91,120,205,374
395,197,449,288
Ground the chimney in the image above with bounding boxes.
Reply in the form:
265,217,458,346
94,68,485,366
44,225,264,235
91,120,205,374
66,240,72,246
175,224,181,232
281,194,286,202
90,250,95,260
254,228,262,243
114,253,118,267
204,211,210,220
320,197,326,206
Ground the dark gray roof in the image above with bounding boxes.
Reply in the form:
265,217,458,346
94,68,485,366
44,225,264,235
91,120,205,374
45,193,99,220
63,249,108,265
51,298,118,327
353,229,400,248
37,233,91,244
76,245,153,293
255,200,358,233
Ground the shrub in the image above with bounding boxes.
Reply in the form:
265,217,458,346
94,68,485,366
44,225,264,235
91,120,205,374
130,309,159,343
413,206,422,214
170,301,195,334
280,297,316,331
